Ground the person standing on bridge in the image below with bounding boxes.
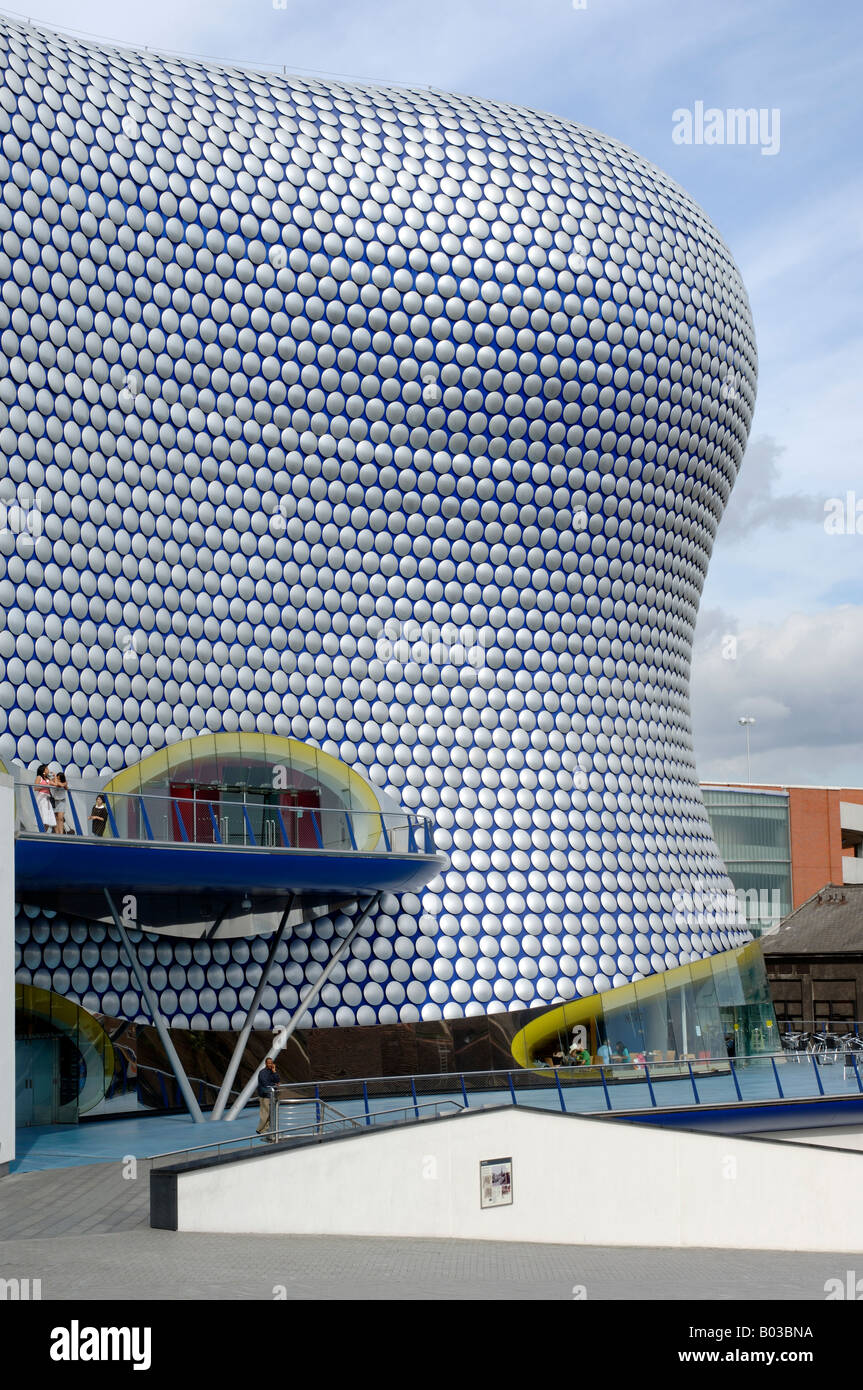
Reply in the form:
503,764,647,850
52,769,69,835
90,795,108,837
256,1057,281,1142
34,765,56,832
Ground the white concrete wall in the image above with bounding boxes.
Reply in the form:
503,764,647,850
840,801,863,834
174,1105,863,1251
0,775,15,1173
753,1125,863,1151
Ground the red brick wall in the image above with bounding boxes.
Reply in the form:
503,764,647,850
787,788,840,907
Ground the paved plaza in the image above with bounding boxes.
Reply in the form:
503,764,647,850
0,1158,855,1301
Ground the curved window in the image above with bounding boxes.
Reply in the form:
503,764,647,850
102,732,381,849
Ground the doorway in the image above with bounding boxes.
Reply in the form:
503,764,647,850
16,1037,62,1126
169,783,221,843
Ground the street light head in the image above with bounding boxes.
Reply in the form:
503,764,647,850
738,716,756,726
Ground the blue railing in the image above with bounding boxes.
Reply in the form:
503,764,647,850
20,783,436,857
100,1051,863,1129
261,1051,863,1123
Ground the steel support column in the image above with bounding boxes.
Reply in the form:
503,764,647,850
225,893,381,1121
104,889,205,1124
209,897,294,1121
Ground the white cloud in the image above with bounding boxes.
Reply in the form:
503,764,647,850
692,606,863,785
719,435,820,541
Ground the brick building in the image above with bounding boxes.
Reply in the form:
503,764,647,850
701,784,863,934
761,885,863,1029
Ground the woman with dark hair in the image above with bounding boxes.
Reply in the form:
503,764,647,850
34,764,56,832
53,769,69,834
90,794,108,838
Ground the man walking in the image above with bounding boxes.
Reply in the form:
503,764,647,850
256,1056,281,1142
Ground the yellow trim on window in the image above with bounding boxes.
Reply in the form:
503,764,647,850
15,984,115,1115
102,732,382,849
510,943,764,1068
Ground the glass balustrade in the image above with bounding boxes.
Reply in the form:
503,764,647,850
265,1052,863,1123
16,781,435,855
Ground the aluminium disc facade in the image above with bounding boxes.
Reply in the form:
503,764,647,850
3,17,757,1029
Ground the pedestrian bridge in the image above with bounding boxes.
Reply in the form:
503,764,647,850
14,780,445,938
178,1050,863,1152
8,736,449,1130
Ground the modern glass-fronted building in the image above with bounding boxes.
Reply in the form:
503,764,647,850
0,15,764,1119
701,787,793,935
512,941,778,1068
702,783,863,936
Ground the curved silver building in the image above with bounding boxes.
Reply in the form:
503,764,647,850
3,15,757,1042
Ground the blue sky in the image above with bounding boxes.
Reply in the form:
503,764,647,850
9,0,863,785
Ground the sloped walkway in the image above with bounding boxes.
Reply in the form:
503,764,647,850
10,1111,262,1174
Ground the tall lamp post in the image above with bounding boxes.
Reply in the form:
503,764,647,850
738,717,756,784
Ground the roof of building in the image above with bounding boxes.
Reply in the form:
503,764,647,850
701,782,863,794
761,884,863,957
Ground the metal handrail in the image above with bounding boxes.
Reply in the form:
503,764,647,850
143,1053,833,1112
263,1054,782,1092
135,1063,246,1100
13,780,436,855
143,1048,863,1151
778,1021,863,1032
260,1051,863,1119
272,1097,464,1140
146,1097,465,1166
274,1096,363,1134
146,1133,265,1164
146,1098,353,1163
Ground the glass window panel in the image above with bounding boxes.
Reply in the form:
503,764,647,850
666,965,695,1059
728,1055,781,1102
701,789,792,936
632,976,672,1060
691,966,727,1059
711,953,745,1008
601,990,644,1058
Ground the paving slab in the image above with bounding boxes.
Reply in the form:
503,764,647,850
0,1161,856,1300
